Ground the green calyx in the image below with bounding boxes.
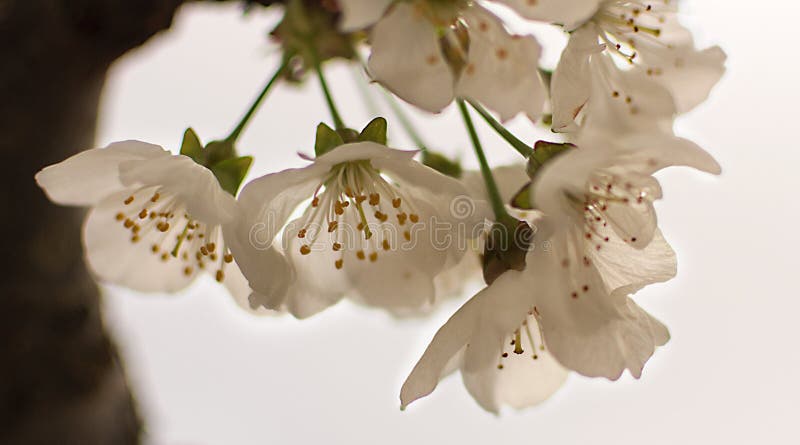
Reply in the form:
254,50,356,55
482,218,534,285
527,140,575,178
314,117,388,157
507,140,575,211
180,128,253,196
272,0,359,83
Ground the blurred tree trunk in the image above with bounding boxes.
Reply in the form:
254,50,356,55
0,1,189,444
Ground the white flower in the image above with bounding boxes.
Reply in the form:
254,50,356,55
401,264,568,413
527,132,721,378
548,0,726,132
339,0,546,121
227,142,488,318
35,140,251,302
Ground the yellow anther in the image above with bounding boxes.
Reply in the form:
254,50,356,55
312,197,320,207
298,229,307,238
369,252,378,262
150,193,160,202
124,196,134,205
115,212,125,221
131,225,140,234
207,243,216,252
215,270,225,282
392,198,401,208
300,245,311,255
200,246,208,256
403,230,411,241
151,244,160,253
374,211,388,222
161,253,169,262
328,221,338,232
356,250,366,260
356,195,367,204
183,266,193,276
138,209,148,219
149,213,157,220
369,193,380,206
123,219,134,229
382,240,390,251
335,259,344,269
224,254,233,263
409,214,420,223
131,235,140,243
196,252,203,261
210,253,218,261
397,213,407,225
332,242,342,251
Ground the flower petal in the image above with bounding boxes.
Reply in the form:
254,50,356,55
592,228,677,296
35,140,169,206
461,314,568,412
83,189,196,293
227,164,328,308
491,0,600,29
456,6,546,122
119,154,236,226
400,289,484,409
531,233,669,379
551,24,605,132
368,3,455,113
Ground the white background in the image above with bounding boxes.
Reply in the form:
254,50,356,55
98,1,800,444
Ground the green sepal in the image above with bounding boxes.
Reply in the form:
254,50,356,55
509,181,535,210
209,156,253,196
204,139,237,167
314,122,344,157
180,128,205,164
482,219,534,285
358,117,387,145
422,151,462,178
527,140,575,178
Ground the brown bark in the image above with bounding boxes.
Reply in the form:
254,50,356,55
0,1,279,443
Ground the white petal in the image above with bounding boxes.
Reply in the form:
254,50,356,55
592,228,676,296
530,234,669,379
461,314,568,412
338,0,393,31
456,6,546,122
119,154,236,226
368,3,455,113
35,140,169,206
83,189,196,293
491,0,600,29
551,24,605,132
618,133,722,176
315,141,415,167
581,54,677,135
227,164,327,307
400,289,485,409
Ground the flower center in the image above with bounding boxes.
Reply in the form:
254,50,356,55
497,308,547,370
591,1,673,115
114,187,234,282
295,161,422,271
581,172,651,247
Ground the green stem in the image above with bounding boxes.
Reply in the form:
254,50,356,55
457,99,510,221
225,58,289,144
311,48,345,130
467,99,533,158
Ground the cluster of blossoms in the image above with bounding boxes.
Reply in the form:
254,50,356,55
35,0,724,413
